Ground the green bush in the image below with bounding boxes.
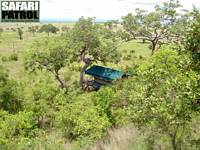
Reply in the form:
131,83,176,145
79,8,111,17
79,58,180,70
56,96,110,140
0,111,36,148
9,53,18,61
120,49,200,149
0,66,23,113
92,87,116,123
91,87,131,126
1,56,8,62
130,49,135,53
139,55,144,59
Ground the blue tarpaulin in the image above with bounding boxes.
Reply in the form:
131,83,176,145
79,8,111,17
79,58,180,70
85,65,125,81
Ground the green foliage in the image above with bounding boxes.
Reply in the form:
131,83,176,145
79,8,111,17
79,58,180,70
17,28,23,40
1,56,8,62
9,53,18,61
70,17,120,63
121,13,140,39
25,37,70,89
28,26,38,36
61,26,70,32
116,29,132,42
122,0,183,53
185,12,200,53
0,111,36,148
0,66,23,113
56,95,110,140
120,49,199,149
24,76,67,128
185,11,200,73
39,24,59,36
25,37,69,72
1,53,18,62
92,87,116,123
70,17,120,88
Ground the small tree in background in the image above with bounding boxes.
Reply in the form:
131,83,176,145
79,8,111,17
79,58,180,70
39,24,59,36
121,0,182,54
61,26,70,32
25,37,70,91
28,26,38,36
17,28,23,40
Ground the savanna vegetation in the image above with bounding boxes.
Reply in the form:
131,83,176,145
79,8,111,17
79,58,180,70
0,0,200,150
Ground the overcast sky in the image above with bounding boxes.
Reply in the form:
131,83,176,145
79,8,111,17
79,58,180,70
40,0,200,21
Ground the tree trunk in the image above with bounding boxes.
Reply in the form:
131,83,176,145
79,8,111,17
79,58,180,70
19,34,23,40
170,133,177,150
80,62,90,89
151,41,156,55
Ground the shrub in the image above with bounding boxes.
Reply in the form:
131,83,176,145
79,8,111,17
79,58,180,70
130,49,135,53
1,56,8,62
0,111,36,147
56,95,110,140
120,49,200,149
9,53,18,61
139,55,143,59
0,66,23,114
92,87,131,126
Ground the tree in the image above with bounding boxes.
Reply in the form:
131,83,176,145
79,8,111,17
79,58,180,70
121,0,182,54
119,50,199,149
17,28,23,40
185,8,200,72
39,24,59,36
69,17,120,89
0,66,23,114
28,26,37,36
24,76,65,128
61,26,70,32
25,37,70,90
169,9,192,45
121,13,140,39
185,9,200,53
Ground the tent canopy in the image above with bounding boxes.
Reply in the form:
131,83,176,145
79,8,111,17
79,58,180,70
85,65,125,81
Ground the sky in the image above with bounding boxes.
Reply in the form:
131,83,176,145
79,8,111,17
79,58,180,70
40,0,200,21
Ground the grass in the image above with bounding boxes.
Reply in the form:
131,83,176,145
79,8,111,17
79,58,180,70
90,125,146,150
118,40,151,57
